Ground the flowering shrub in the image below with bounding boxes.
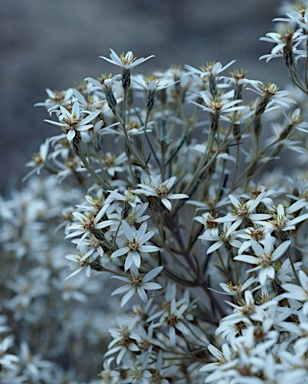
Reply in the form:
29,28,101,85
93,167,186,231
1,2,308,383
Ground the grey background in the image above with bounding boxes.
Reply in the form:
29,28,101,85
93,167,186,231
1,0,286,192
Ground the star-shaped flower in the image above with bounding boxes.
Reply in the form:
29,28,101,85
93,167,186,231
44,101,100,142
134,175,188,211
100,49,154,70
111,265,163,307
111,221,159,271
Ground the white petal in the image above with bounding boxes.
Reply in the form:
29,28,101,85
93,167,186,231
121,289,135,307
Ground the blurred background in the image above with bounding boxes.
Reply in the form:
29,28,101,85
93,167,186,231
0,0,286,192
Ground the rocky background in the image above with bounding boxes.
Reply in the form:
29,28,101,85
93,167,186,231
0,0,286,192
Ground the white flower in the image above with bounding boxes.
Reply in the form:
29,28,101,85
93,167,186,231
150,297,191,347
188,90,246,119
255,199,308,233
215,192,272,227
100,152,127,176
200,343,237,383
214,277,256,298
275,8,308,31
134,175,188,211
122,352,152,384
66,203,113,247
234,233,291,285
185,60,236,78
98,357,121,383
105,317,138,364
108,201,150,228
216,290,276,340
23,138,51,181
236,225,268,254
199,220,242,254
44,101,101,142
111,266,163,307
100,49,154,69
133,75,177,92
111,221,159,271
65,248,97,279
259,29,305,63
85,74,122,92
286,108,308,133
34,87,74,113
248,82,297,109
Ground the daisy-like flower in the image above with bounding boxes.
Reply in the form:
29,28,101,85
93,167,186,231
215,192,272,228
234,233,291,285
86,73,122,113
199,219,242,254
111,221,159,271
44,101,101,142
76,190,107,213
273,7,308,26
279,270,308,315
65,248,98,280
259,28,305,64
221,68,254,88
185,60,236,79
134,175,189,211
133,74,177,92
100,152,127,177
255,199,308,236
17,341,56,382
275,6,308,31
100,49,155,91
194,211,218,236
111,265,163,307
265,125,308,155
105,317,138,364
85,73,122,93
283,107,308,133
150,297,191,347
109,202,150,229
215,290,276,340
23,138,51,181
213,277,256,299
236,225,268,254
248,82,297,112
186,60,236,97
98,357,121,383
100,49,154,70
188,90,246,121
276,258,303,284
107,188,142,208
122,352,152,384
66,203,113,247
133,75,177,111
35,87,74,113
200,343,237,382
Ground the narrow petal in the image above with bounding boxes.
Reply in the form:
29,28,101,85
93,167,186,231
143,266,164,282
67,130,76,142
272,240,291,261
161,198,172,211
121,289,135,307
137,287,148,303
111,247,129,258
234,255,259,264
112,285,132,295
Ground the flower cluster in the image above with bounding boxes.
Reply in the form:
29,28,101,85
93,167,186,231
2,2,308,383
